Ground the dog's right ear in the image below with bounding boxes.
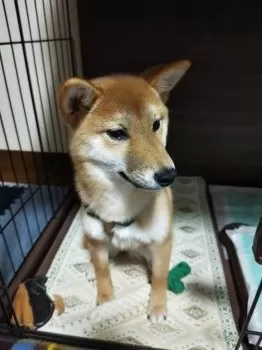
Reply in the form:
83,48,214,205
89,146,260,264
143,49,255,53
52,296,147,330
58,78,101,128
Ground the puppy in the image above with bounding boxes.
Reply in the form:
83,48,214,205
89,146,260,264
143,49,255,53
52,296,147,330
58,60,191,323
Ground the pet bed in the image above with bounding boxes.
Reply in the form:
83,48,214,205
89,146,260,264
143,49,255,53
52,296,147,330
210,185,262,347
38,177,241,350
220,224,262,347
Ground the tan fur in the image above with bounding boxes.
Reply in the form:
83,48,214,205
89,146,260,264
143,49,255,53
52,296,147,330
148,234,172,317
11,284,35,329
59,60,191,322
83,234,114,304
53,294,65,315
148,188,173,318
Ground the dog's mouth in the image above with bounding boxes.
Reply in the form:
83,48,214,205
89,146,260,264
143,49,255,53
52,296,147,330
118,172,160,191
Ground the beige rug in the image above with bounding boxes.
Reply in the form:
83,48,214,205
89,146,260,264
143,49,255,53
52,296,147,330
40,177,241,350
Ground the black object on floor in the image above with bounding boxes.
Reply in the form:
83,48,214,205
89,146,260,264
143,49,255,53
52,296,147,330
25,276,55,329
253,217,262,264
0,185,25,216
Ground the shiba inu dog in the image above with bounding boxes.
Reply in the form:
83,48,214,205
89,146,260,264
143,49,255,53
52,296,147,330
59,60,191,323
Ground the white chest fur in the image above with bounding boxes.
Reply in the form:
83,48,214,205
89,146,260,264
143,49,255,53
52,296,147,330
81,198,170,252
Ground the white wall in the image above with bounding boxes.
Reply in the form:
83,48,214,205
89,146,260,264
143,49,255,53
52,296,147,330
0,0,82,153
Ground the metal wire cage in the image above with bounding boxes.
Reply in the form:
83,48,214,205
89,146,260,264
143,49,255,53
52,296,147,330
234,220,262,350
0,0,76,285
0,0,78,340
235,279,262,350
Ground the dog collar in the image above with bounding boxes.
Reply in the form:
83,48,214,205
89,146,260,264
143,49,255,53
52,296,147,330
83,204,135,227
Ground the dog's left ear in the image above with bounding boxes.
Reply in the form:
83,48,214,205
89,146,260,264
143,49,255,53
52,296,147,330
142,60,191,103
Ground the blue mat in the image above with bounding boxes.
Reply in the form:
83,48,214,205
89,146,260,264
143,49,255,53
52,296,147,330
0,183,69,286
210,185,262,229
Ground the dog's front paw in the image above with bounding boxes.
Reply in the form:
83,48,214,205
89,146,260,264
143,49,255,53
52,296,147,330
147,303,167,324
96,292,114,305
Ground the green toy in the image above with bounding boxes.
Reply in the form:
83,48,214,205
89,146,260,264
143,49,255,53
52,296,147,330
168,261,191,294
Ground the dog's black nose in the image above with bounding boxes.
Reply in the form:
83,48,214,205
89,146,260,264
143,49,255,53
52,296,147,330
154,168,177,187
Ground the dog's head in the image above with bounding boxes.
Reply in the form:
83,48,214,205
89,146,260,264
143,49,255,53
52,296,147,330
59,61,191,190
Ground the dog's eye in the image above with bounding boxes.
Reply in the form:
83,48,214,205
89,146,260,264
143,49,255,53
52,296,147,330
153,120,161,132
106,129,128,141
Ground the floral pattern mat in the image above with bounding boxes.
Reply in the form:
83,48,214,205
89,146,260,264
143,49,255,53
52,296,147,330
40,177,241,350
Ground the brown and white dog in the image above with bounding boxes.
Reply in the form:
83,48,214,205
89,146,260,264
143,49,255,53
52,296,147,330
58,60,191,323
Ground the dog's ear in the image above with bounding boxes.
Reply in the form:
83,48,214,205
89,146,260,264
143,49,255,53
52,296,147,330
142,60,191,103
58,78,101,128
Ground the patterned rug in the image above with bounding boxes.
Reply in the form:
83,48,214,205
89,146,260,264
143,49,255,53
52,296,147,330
40,177,241,350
